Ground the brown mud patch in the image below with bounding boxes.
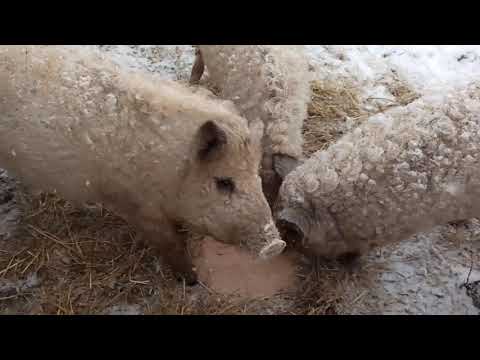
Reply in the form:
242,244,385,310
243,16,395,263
192,237,298,299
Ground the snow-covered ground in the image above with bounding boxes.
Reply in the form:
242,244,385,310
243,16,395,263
306,45,480,94
91,45,196,81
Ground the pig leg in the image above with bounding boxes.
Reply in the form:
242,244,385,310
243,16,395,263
262,154,301,208
159,231,198,286
100,189,197,284
130,212,197,285
189,47,205,85
335,238,371,272
262,154,302,207
139,224,197,286
336,251,363,272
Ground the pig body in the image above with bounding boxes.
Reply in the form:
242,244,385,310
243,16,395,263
190,45,311,205
0,45,285,284
276,84,480,261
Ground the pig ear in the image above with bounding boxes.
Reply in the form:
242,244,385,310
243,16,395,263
197,121,228,161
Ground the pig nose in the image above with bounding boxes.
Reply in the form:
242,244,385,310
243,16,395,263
259,238,286,260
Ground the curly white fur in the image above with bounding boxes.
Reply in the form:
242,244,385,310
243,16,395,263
277,83,480,259
193,45,311,202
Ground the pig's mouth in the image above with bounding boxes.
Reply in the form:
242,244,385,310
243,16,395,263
277,219,304,246
206,224,286,261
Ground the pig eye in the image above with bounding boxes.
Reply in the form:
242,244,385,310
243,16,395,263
215,177,235,194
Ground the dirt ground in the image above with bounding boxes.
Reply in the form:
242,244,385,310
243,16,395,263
1,45,479,315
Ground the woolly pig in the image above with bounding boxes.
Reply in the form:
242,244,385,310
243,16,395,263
0,45,286,285
190,45,311,205
276,84,480,262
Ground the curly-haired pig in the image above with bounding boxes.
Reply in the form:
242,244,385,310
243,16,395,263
275,84,480,265
190,45,311,206
0,45,286,285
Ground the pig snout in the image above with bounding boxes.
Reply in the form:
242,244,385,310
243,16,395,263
236,220,286,260
229,179,286,260
258,221,286,260
275,207,310,248
259,239,286,259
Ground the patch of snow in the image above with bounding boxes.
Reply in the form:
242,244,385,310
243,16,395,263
368,45,480,93
0,168,20,242
105,304,142,315
306,45,480,98
93,45,196,82
0,273,40,295
341,223,480,315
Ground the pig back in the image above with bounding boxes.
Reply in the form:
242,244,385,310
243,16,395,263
0,46,245,208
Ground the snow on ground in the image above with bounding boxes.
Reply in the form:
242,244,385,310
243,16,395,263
306,45,480,92
93,45,196,82
339,223,479,315
0,169,20,243
368,45,480,92
305,45,480,115
105,304,142,315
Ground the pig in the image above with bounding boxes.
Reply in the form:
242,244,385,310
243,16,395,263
275,84,480,264
0,45,286,285
190,45,311,206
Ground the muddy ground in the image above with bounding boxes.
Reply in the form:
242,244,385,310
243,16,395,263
0,45,479,314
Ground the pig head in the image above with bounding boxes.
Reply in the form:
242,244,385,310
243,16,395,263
274,168,364,263
173,118,286,260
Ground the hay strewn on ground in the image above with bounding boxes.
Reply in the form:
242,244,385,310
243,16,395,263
303,79,366,156
0,183,361,314
303,77,420,156
0,187,357,314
